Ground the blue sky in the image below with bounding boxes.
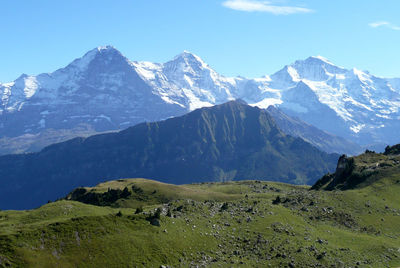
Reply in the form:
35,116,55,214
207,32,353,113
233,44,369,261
1,0,400,82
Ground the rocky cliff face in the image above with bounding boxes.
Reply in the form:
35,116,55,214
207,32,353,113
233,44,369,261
312,144,400,191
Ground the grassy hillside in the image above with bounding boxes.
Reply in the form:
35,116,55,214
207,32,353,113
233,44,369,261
1,178,400,267
66,178,240,208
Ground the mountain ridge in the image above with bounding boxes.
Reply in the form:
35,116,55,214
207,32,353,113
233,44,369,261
0,101,338,210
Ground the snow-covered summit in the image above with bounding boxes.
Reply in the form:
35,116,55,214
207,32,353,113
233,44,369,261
284,56,346,81
163,51,214,78
67,45,124,71
130,51,239,110
170,51,208,67
97,45,116,51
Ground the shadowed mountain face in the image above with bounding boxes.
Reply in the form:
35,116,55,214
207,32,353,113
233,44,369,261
266,106,362,155
0,101,338,210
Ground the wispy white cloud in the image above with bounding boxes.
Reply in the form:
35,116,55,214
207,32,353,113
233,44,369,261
222,0,313,15
369,21,400,31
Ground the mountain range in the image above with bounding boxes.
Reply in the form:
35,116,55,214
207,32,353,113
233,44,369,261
0,101,338,210
1,46,399,155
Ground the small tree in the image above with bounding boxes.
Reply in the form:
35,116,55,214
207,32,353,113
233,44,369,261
220,202,229,211
166,209,172,217
121,187,131,198
135,206,143,214
154,208,162,219
272,196,281,205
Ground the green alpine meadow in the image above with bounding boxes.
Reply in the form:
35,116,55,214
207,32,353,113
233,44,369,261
1,145,400,267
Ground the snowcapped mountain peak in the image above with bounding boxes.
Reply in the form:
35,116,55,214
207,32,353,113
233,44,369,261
270,56,344,84
174,50,203,60
168,51,209,70
91,45,125,59
96,45,116,52
294,56,341,69
93,45,125,59
65,46,129,74
285,56,346,81
307,55,334,64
